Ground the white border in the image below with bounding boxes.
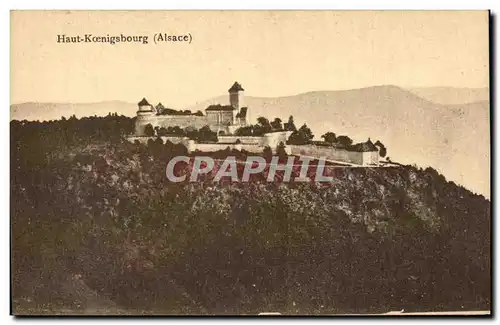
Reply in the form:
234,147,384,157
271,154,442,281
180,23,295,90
3,1,498,324
2,1,497,10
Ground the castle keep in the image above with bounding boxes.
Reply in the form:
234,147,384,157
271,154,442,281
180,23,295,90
134,82,248,136
131,81,380,166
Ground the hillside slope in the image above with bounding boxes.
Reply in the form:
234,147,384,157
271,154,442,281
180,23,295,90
11,121,491,314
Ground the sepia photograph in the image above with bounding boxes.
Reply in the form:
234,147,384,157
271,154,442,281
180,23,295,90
10,10,491,316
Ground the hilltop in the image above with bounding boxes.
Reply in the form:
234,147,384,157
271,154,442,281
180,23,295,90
10,85,490,197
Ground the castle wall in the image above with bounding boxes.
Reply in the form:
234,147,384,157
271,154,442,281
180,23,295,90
288,145,379,166
126,136,190,145
206,110,235,125
135,115,210,136
126,135,290,154
263,131,294,148
191,143,285,154
218,136,263,145
206,111,218,125
126,135,377,165
239,144,265,153
363,151,380,166
217,132,293,148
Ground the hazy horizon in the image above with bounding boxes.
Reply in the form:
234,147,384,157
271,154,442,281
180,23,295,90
10,84,490,107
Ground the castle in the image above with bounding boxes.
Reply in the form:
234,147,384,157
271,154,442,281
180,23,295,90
130,81,381,166
135,81,249,136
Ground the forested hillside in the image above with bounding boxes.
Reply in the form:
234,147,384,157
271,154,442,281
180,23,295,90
11,116,490,314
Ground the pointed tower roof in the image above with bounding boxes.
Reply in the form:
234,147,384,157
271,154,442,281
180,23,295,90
138,97,151,106
205,104,236,111
228,81,244,92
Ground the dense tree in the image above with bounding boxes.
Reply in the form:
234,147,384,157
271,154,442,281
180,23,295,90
157,127,168,137
256,117,272,134
234,117,285,137
235,124,268,136
197,125,218,143
156,107,200,116
235,126,254,136
336,135,353,147
379,147,387,158
166,126,185,136
284,115,297,132
262,145,273,162
276,141,288,161
257,117,270,127
144,123,155,137
375,140,387,158
287,124,314,145
155,103,166,115
271,118,283,131
321,132,337,144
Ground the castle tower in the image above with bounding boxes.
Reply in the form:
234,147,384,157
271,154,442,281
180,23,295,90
137,97,154,116
228,81,244,110
135,97,155,136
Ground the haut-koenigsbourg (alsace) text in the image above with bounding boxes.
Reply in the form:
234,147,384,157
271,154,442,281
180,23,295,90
56,33,192,45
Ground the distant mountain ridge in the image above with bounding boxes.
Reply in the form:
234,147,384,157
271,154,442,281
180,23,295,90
409,87,489,105
10,101,138,122
11,86,488,121
10,85,490,197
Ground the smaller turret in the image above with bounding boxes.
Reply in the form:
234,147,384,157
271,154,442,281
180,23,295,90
155,102,165,115
137,97,154,116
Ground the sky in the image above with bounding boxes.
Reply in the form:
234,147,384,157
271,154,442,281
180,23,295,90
11,10,489,107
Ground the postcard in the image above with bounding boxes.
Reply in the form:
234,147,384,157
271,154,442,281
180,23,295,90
10,10,491,316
